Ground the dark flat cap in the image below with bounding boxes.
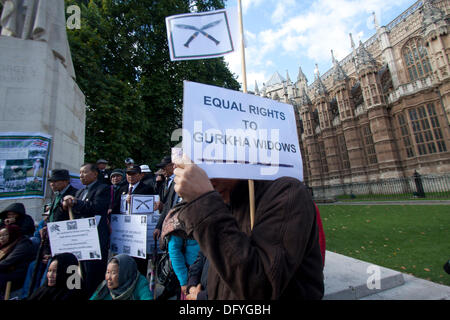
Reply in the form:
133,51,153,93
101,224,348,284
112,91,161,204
156,156,172,168
126,165,141,174
48,169,70,182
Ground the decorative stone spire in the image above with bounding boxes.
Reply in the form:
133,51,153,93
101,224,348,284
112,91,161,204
349,33,356,51
372,11,379,30
261,83,266,97
355,40,377,71
297,65,307,82
254,80,259,95
313,63,327,96
286,70,292,85
331,49,348,83
300,86,312,106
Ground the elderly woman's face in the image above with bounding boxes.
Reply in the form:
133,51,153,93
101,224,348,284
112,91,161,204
47,260,58,287
111,174,122,185
0,228,9,246
105,262,120,290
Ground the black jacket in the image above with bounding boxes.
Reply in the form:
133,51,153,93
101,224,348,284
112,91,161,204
72,180,110,256
187,250,209,300
156,179,179,231
48,185,79,222
0,237,35,273
0,203,35,237
111,181,156,214
178,177,324,300
97,169,112,186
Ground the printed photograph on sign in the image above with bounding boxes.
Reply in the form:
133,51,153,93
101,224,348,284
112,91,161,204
0,132,52,199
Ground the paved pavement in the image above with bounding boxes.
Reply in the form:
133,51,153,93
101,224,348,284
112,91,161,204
323,251,450,300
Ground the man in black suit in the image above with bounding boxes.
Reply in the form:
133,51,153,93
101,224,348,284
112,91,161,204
153,156,180,241
47,169,78,222
62,163,111,297
96,159,111,185
111,165,156,214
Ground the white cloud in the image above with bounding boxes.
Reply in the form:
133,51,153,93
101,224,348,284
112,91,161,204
242,0,265,14
271,0,296,24
227,0,415,91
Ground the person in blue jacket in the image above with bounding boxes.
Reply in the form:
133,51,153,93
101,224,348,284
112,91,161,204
90,254,152,300
168,235,200,298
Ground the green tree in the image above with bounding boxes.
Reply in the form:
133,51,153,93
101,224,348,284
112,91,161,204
65,0,240,169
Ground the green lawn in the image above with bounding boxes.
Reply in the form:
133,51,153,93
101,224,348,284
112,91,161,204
317,204,450,286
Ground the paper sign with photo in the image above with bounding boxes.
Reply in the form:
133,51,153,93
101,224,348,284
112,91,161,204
110,214,148,259
47,218,102,261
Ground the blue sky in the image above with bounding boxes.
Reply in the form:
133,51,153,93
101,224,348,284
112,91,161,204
224,0,418,92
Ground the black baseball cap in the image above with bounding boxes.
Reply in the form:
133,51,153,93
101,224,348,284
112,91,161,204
156,156,172,168
126,165,141,174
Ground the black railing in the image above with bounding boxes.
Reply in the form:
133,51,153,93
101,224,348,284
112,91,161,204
311,173,450,202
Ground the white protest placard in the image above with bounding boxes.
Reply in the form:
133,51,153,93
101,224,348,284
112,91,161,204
182,81,303,181
47,217,102,261
165,8,239,61
131,195,154,214
120,194,155,215
110,214,147,259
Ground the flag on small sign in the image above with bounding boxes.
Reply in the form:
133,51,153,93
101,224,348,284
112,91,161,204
165,8,238,61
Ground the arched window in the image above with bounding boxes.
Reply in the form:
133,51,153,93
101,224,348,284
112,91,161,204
402,38,432,82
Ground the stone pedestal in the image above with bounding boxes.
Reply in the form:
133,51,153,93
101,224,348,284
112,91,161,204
0,36,85,222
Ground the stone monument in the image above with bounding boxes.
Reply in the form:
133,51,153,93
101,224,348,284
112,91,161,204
0,0,86,221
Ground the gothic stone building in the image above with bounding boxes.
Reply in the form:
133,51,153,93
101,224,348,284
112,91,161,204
255,0,450,197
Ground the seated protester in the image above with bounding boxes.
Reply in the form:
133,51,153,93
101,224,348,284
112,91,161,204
0,203,35,238
29,205,50,248
21,209,52,299
168,235,199,299
90,254,152,300
20,245,51,299
186,250,209,300
28,253,87,301
0,225,36,299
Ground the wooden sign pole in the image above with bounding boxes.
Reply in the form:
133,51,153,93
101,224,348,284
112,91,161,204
4,281,11,300
237,0,255,230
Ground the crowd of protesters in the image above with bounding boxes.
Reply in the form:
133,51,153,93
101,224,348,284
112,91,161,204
0,155,327,301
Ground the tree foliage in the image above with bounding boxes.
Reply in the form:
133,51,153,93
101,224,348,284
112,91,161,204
65,0,240,168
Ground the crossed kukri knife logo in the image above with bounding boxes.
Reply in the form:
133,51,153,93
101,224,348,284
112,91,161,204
135,199,152,210
175,19,222,48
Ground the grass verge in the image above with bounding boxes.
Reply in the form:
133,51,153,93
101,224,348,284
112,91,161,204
317,204,450,286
